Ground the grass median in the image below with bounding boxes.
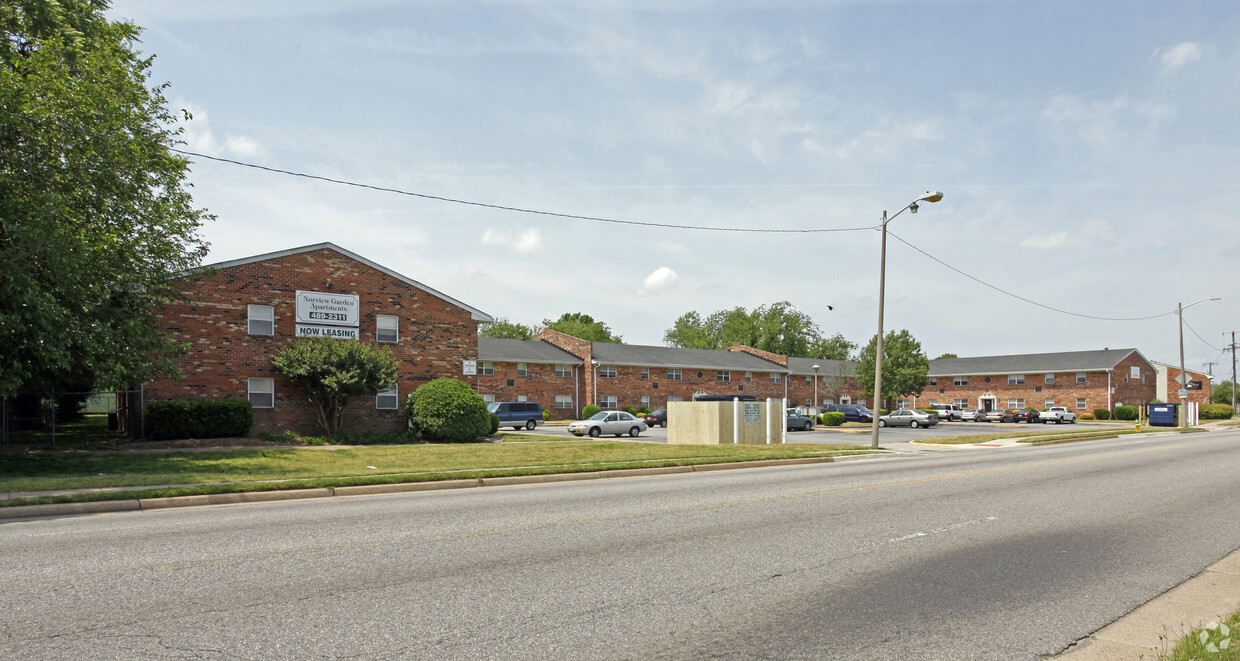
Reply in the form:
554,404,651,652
0,437,875,506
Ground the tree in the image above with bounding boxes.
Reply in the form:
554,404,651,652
271,338,399,436
853,329,929,407
937,353,959,359
0,1,211,397
405,377,491,442
479,317,533,340
663,301,850,359
1212,381,1236,405
541,313,622,343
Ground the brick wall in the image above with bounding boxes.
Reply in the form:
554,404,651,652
146,247,481,436
1163,365,1213,406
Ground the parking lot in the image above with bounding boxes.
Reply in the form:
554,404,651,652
502,419,1118,447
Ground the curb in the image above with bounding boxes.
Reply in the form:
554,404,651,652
0,457,834,521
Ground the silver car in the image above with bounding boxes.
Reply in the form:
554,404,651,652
878,409,939,428
568,410,649,437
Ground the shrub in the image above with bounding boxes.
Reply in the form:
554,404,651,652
1093,408,1111,420
639,407,651,415
622,406,638,416
541,409,551,421
404,378,491,443
1114,405,1139,421
821,412,846,426
146,399,253,440
1201,403,1234,419
581,404,601,419
489,413,501,434
1079,413,1094,420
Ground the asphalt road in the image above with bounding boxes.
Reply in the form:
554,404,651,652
2,429,1238,660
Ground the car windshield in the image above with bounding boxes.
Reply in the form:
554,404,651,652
587,411,608,420
486,403,500,413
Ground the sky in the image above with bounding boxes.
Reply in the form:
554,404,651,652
105,0,1240,379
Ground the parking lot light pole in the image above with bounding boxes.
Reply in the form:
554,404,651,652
871,191,944,449
812,364,819,411
1178,296,1221,429
590,359,600,407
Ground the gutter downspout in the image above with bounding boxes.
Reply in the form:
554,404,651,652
1107,370,1112,411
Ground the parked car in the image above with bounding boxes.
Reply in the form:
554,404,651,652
960,409,987,422
1012,409,1042,423
644,408,667,428
1040,406,1078,424
786,409,815,431
928,403,963,422
985,409,1014,423
878,409,939,428
487,401,544,430
822,403,874,423
568,410,649,437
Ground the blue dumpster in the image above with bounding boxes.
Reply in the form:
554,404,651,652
1148,403,1178,427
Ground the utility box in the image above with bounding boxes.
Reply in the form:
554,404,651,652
667,398,788,445
1148,403,1178,427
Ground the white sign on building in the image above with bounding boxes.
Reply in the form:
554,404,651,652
462,360,477,376
296,325,359,340
295,290,359,327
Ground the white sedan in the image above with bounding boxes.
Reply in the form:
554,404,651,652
568,410,649,437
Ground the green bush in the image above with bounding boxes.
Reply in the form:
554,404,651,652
581,404,601,419
489,413,501,434
639,407,651,415
1114,405,1139,421
1201,403,1234,419
146,399,253,440
1093,408,1111,420
622,406,637,416
821,412,846,426
404,378,491,443
541,409,551,421
1079,413,1094,420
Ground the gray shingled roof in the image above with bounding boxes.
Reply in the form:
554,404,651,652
478,338,582,364
786,356,856,376
591,343,785,372
928,348,1146,376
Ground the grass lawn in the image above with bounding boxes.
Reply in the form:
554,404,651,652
0,438,873,505
1156,609,1239,660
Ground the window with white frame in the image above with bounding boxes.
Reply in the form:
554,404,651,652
516,363,528,377
805,375,812,384
928,377,937,386
1045,373,1055,384
555,395,573,409
641,367,650,379
717,370,731,382
954,376,968,386
247,305,274,336
1008,374,1025,385
480,393,495,403
1076,398,1087,409
478,361,495,376
770,373,782,383
517,395,528,402
599,365,617,378
896,399,909,410
376,315,398,343
555,364,572,378
666,368,682,381
601,395,618,408
1076,372,1086,383
1008,398,1025,409
667,396,683,403
248,378,274,408
641,395,650,409
744,371,752,382
376,385,398,410
1045,399,1055,408
1130,366,1141,379
823,398,835,405
928,399,938,406
954,399,968,408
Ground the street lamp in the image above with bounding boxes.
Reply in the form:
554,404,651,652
871,191,944,449
1178,296,1221,428
590,359,600,407
812,364,820,411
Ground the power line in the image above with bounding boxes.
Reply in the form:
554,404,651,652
172,149,878,235
886,230,1179,322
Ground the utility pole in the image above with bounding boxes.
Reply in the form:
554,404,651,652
1225,331,1238,414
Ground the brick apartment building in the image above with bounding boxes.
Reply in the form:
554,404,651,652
146,243,491,435
1151,362,1213,408
918,349,1158,413
146,244,1187,435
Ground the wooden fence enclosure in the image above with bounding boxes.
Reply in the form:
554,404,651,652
666,399,789,445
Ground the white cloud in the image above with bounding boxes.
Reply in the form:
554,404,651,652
175,100,264,158
1155,42,1204,72
481,227,544,254
641,266,679,292
1018,218,1116,250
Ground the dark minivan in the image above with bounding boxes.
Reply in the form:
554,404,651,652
487,401,544,430
821,403,874,423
